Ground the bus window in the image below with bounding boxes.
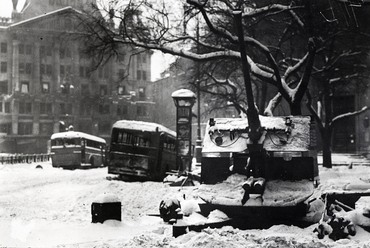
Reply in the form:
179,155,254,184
65,138,79,146
118,131,123,143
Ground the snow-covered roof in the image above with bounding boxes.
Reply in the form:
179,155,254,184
50,131,106,144
112,120,176,137
202,115,311,153
171,89,196,98
8,7,81,28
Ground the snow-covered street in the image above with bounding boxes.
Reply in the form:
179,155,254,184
1,160,370,247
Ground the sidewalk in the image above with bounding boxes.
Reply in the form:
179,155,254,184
318,153,370,166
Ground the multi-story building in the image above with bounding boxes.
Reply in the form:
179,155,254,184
0,0,154,153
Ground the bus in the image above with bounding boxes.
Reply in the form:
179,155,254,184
50,131,107,169
108,120,177,181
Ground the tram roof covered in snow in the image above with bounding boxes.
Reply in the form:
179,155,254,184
112,120,176,138
202,115,312,154
50,131,106,144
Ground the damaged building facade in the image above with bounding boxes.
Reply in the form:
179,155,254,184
0,0,154,153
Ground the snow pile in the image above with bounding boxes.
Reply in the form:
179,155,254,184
93,193,120,203
1,162,370,247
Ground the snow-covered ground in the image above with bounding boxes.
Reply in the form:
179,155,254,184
1,160,370,247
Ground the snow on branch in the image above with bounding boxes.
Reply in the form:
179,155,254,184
264,93,282,117
331,106,369,126
187,0,238,44
305,90,324,131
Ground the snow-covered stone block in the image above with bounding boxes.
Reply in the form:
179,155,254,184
91,193,121,223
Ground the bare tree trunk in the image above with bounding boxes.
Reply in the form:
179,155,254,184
259,83,267,115
290,101,302,115
322,128,333,168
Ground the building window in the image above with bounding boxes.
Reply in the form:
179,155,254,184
46,64,52,75
41,82,50,93
104,67,109,78
26,44,32,55
98,104,110,114
41,46,52,57
118,69,125,79
79,49,88,60
60,65,65,77
137,105,148,117
0,42,7,53
39,123,53,135
136,54,141,65
136,70,147,81
81,84,89,95
100,85,108,96
46,46,52,56
19,101,32,114
0,81,7,94
40,45,45,57
25,63,32,74
79,66,84,77
80,103,91,116
20,81,29,93
40,102,52,115
0,62,7,73
139,87,146,98
117,105,128,116
19,63,25,74
60,48,65,59
117,85,126,95
65,47,71,58
40,64,45,74
60,103,72,115
0,123,11,134
4,102,10,113
18,122,33,135
19,43,24,54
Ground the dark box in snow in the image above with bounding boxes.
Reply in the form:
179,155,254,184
91,202,121,223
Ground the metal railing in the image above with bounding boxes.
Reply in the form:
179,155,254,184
0,154,51,164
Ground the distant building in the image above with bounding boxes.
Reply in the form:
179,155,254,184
0,0,154,153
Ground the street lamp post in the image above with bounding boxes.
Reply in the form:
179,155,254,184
195,80,202,167
172,89,196,173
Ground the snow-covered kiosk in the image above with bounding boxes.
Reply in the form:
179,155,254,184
91,193,121,223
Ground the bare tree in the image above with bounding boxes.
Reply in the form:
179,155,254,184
78,0,316,112
305,44,370,168
77,0,369,156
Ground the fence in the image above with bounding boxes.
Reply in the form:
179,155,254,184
0,154,51,164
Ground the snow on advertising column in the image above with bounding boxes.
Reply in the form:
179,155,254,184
171,89,196,173
91,193,121,223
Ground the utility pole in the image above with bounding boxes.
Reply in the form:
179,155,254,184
195,15,202,167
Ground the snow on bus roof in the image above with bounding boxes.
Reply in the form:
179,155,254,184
112,120,176,137
50,131,106,144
